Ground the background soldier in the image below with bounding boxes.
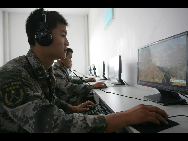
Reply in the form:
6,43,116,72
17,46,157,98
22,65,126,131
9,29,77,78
53,48,107,105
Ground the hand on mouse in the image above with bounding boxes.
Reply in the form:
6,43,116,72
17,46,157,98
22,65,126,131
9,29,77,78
123,104,169,125
91,82,107,89
105,104,169,133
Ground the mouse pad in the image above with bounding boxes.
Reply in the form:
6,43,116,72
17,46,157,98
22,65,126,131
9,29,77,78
131,119,179,133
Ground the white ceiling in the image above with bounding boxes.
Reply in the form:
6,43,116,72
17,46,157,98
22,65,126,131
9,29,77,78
0,8,90,15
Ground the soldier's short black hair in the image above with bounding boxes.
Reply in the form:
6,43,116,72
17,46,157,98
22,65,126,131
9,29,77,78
26,8,68,46
66,48,73,55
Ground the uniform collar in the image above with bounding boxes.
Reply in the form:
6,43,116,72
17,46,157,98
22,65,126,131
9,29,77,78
26,49,52,81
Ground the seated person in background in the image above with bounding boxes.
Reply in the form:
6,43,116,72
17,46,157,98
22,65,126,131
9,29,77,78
67,60,94,82
68,61,96,82
62,49,95,82
53,48,106,105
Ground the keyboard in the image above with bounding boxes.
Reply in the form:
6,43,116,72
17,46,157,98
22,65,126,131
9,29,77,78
84,102,129,133
84,103,111,115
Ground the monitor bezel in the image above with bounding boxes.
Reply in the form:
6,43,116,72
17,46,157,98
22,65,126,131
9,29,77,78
97,61,105,78
88,66,92,75
103,61,106,78
92,64,97,77
137,31,188,93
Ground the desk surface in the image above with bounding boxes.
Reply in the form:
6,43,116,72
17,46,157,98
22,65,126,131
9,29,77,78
90,83,188,133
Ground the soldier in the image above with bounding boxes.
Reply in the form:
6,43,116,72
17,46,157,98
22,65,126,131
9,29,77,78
53,48,106,105
0,8,169,133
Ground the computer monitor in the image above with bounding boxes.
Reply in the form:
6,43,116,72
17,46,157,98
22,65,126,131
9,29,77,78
109,55,125,85
98,61,107,80
92,64,97,77
137,31,188,105
88,66,92,76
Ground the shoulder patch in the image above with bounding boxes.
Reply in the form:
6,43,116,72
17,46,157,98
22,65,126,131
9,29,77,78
1,80,26,109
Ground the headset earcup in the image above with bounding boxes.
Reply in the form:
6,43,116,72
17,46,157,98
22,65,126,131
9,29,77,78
35,29,53,46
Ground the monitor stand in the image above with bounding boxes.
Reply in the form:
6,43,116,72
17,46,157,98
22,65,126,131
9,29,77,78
144,89,186,106
100,76,108,80
111,79,125,85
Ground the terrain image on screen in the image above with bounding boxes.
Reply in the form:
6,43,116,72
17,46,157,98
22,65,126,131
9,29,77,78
138,35,186,87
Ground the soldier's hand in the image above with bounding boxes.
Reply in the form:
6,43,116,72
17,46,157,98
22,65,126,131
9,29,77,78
69,100,96,113
85,78,96,82
105,104,169,133
123,104,169,125
91,82,107,89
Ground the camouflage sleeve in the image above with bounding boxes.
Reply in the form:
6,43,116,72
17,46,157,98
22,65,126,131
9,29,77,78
53,94,70,112
70,77,83,84
2,98,107,133
56,78,91,98
0,70,107,133
53,67,91,97
55,75,91,98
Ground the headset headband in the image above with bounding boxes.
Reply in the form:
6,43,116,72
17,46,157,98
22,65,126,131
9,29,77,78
40,11,48,30
35,9,53,46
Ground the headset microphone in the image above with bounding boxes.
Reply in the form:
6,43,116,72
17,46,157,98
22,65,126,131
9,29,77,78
60,61,68,68
73,70,88,78
35,10,53,46
72,71,88,83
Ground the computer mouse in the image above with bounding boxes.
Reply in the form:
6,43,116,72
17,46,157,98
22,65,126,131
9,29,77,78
101,83,107,88
143,116,169,126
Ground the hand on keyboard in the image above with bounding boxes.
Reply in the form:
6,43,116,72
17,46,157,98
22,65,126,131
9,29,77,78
69,100,96,113
84,104,111,115
85,105,96,110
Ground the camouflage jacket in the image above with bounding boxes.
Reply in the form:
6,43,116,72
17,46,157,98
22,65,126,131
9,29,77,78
0,49,107,133
52,62,92,105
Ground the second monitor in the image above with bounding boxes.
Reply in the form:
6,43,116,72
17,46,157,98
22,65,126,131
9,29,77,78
108,55,125,85
97,61,107,80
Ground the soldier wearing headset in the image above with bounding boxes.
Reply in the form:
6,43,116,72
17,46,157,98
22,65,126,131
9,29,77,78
0,8,168,133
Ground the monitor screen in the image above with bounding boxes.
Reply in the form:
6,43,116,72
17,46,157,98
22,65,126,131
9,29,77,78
98,61,104,78
138,32,188,92
109,55,120,80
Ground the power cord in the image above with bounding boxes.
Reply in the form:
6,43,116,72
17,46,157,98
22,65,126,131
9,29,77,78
168,115,188,118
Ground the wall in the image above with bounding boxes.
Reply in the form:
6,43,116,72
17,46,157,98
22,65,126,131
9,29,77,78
65,15,88,75
0,9,3,66
1,11,87,75
88,8,188,92
9,13,30,60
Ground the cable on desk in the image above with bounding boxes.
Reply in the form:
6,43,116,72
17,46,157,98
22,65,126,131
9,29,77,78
99,88,188,105
101,89,149,102
122,80,129,86
179,92,188,99
168,115,188,118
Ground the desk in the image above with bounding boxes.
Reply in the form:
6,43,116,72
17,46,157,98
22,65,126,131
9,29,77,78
89,83,188,133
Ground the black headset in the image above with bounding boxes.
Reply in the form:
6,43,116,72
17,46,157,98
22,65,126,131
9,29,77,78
35,10,53,46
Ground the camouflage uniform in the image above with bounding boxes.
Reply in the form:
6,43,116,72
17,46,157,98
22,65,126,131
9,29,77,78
0,49,107,133
53,62,93,105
